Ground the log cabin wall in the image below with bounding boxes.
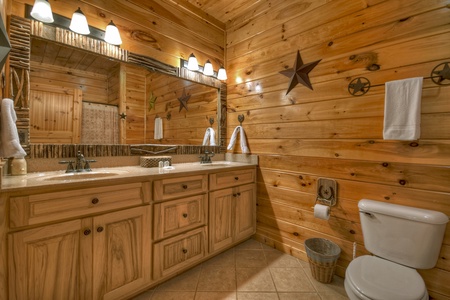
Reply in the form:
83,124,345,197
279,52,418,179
223,0,450,299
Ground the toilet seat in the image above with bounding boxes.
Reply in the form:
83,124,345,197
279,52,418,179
346,255,427,300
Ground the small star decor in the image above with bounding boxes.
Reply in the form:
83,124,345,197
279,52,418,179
431,62,450,85
178,88,191,112
279,50,321,95
348,77,371,96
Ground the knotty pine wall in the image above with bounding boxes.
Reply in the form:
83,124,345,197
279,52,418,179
224,0,450,299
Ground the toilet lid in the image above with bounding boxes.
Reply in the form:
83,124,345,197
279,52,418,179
347,256,426,300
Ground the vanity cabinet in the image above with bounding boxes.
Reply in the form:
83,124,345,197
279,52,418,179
152,175,208,279
209,170,256,253
7,182,152,300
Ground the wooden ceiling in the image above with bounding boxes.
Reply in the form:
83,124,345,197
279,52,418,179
169,0,260,25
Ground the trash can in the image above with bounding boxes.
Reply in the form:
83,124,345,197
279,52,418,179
304,238,341,283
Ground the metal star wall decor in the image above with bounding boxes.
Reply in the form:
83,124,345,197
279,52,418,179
348,77,371,96
178,88,191,112
431,62,450,85
279,50,321,95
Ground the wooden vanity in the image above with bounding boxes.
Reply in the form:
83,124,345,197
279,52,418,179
0,162,256,300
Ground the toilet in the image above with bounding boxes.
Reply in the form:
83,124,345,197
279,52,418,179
345,199,449,300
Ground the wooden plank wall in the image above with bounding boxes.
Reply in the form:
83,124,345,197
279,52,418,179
224,0,450,299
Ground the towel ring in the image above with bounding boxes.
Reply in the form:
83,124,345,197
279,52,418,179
209,117,214,126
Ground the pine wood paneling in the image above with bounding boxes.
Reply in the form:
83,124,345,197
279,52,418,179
225,0,450,298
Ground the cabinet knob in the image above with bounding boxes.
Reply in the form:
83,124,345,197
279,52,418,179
234,177,239,180
233,193,237,197
237,192,241,196
182,184,188,189
97,226,104,233
91,198,99,204
182,248,188,254
83,229,91,236
182,213,188,218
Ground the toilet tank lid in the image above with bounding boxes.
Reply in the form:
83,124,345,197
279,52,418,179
359,199,449,225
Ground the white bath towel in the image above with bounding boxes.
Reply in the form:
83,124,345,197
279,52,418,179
383,77,423,140
227,126,249,153
202,127,216,146
0,98,27,158
154,117,163,140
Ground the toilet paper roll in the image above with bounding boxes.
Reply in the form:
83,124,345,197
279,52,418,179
314,204,330,220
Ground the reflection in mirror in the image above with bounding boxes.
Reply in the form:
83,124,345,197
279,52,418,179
29,36,220,146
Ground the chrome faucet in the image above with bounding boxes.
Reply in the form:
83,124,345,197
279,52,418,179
59,151,96,173
199,151,214,164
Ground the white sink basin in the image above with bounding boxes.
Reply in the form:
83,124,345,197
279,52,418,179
40,170,128,181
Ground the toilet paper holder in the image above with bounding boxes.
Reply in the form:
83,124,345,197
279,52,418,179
316,178,337,207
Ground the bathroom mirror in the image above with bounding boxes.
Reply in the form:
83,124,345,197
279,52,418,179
9,15,225,157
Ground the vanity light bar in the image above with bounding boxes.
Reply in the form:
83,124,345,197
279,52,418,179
180,58,227,81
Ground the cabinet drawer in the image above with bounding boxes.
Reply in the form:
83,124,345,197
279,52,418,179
209,168,255,190
154,175,207,201
154,194,207,240
10,182,149,228
153,227,207,279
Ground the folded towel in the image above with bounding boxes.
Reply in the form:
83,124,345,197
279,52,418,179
0,98,27,158
154,117,163,140
227,126,249,153
202,127,216,146
383,77,423,140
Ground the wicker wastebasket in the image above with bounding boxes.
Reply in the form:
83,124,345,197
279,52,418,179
304,238,341,283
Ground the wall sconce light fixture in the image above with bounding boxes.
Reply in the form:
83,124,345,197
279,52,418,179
69,7,90,35
187,53,199,71
30,0,54,23
104,20,122,45
181,55,227,81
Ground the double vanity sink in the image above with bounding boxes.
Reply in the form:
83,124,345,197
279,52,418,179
0,158,257,300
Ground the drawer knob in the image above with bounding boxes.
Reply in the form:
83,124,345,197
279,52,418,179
83,229,91,236
234,177,239,180
182,248,188,254
97,226,104,233
182,213,188,218
182,184,188,189
91,198,99,204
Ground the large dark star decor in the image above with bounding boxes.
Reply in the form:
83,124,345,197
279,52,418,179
178,88,191,112
279,50,321,95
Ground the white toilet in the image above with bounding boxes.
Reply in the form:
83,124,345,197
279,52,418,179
345,199,449,300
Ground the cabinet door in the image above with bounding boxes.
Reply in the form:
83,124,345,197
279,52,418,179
209,188,234,253
234,184,257,242
92,206,151,300
8,219,86,300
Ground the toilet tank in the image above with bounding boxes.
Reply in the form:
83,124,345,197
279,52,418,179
358,199,448,269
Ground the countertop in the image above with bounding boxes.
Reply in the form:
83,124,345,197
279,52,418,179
1,161,257,192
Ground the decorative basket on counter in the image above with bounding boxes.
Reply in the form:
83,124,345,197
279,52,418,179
140,156,172,168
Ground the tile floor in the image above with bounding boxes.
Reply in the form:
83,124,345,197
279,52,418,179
132,239,349,300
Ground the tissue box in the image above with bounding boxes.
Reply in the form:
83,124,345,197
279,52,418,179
140,156,172,168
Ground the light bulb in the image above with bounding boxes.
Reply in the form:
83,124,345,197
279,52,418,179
104,20,122,45
203,60,214,76
30,0,54,23
69,7,90,35
187,53,199,71
217,67,227,80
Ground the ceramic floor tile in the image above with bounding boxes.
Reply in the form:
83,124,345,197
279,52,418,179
236,292,279,300
318,292,350,300
270,267,316,292
149,291,195,300
195,291,237,300
278,292,322,300
264,249,302,268
236,267,276,292
234,238,263,250
131,289,153,300
197,265,236,291
156,264,202,291
303,267,348,297
235,249,267,268
202,248,235,267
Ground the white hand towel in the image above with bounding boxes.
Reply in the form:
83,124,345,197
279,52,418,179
383,77,423,140
154,117,163,139
202,127,216,146
227,126,249,153
0,98,27,158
